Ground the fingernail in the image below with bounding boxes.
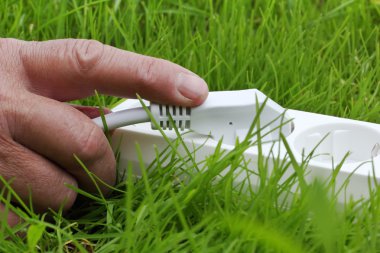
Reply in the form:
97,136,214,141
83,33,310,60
176,73,208,103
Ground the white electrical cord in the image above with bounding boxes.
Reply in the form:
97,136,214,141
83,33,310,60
93,107,150,130
92,89,293,145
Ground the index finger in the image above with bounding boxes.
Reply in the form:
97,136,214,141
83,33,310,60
18,39,209,106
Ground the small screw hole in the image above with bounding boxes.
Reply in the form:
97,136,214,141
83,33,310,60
229,122,233,125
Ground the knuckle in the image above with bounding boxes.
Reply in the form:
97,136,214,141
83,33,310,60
77,124,108,163
19,40,40,61
137,57,163,85
70,39,105,77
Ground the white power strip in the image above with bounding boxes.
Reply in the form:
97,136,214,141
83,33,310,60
106,89,380,203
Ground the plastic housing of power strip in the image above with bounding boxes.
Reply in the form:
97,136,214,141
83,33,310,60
110,93,380,203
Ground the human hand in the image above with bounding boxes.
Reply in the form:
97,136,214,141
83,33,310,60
0,38,208,226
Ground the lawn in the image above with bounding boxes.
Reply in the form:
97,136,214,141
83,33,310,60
1,0,380,252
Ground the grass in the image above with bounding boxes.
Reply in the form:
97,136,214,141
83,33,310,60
1,0,380,252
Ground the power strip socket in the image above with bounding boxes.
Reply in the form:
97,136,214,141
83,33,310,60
110,89,380,203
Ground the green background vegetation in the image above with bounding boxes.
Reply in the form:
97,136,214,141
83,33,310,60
1,0,380,252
